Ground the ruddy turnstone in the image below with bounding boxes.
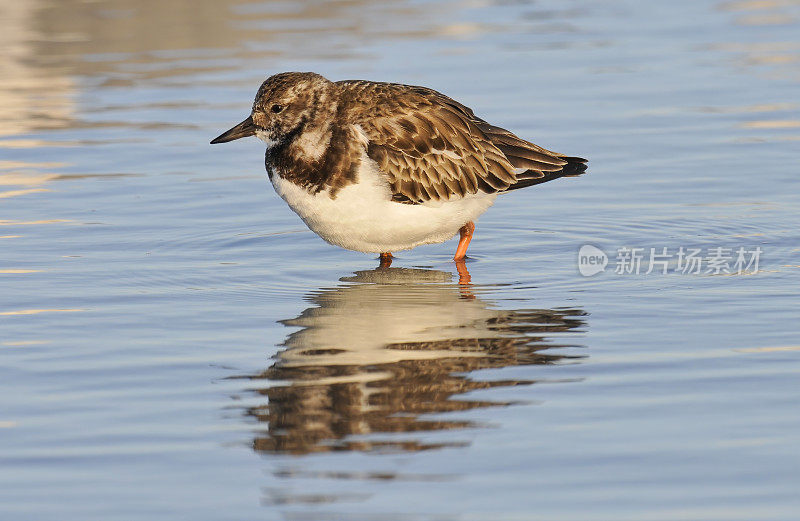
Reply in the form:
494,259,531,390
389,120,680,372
211,72,587,264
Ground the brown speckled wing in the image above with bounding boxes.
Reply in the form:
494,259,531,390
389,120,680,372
342,82,517,203
340,81,587,204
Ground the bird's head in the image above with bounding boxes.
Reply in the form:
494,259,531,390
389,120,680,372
210,72,335,147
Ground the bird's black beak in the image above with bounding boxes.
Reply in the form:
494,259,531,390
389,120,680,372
210,115,257,144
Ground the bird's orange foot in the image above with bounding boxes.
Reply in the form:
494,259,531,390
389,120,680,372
379,252,393,268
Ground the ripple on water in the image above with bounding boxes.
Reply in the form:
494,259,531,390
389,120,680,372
2,0,800,519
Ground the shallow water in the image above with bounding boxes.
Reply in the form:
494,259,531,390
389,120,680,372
1,0,799,520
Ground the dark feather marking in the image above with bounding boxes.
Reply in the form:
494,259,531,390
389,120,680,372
268,122,362,198
261,74,587,205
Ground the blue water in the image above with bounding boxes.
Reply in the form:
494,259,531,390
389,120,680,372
1,1,799,520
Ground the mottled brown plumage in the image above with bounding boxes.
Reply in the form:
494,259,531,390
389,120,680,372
338,80,587,204
210,72,587,260
212,72,587,204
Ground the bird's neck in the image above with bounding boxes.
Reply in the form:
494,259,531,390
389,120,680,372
287,123,332,163
266,122,362,198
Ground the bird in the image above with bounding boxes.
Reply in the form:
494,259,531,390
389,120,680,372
211,72,587,266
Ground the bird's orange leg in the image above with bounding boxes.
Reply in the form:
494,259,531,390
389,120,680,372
453,221,475,261
379,252,393,268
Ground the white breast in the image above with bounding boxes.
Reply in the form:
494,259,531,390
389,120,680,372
269,152,496,253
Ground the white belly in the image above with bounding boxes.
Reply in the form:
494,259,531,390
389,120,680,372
269,154,497,253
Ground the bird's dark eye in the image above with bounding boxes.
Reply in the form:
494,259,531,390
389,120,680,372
271,104,283,113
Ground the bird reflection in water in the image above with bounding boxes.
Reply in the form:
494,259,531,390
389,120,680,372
237,265,587,455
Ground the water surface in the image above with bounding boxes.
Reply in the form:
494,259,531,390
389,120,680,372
1,1,799,520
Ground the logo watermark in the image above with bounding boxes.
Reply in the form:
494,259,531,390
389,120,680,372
578,245,608,276
578,245,762,276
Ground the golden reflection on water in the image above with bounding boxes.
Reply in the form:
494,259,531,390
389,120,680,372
235,267,586,455
0,220,70,226
0,188,50,199
0,308,84,316
1,0,469,93
0,0,76,139
739,119,800,127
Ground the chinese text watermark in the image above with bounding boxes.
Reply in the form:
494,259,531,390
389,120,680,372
578,245,762,277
